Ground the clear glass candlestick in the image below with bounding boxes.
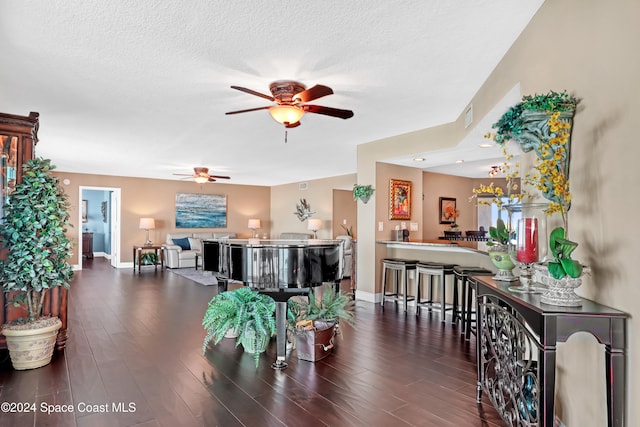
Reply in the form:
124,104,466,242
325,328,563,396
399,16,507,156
506,203,548,293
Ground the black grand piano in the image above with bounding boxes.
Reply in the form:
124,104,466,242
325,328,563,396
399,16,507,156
202,238,344,368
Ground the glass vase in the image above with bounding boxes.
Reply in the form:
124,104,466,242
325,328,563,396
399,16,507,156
505,203,548,293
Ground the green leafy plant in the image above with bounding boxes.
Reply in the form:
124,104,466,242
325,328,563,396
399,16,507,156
492,90,578,144
340,224,353,237
202,287,276,367
487,218,510,247
353,184,374,203
288,284,355,328
0,158,73,323
140,252,158,265
547,227,583,279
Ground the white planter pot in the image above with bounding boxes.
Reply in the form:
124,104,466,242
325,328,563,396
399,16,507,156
535,264,587,307
2,317,62,370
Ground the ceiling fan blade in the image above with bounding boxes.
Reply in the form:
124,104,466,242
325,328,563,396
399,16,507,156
207,177,217,182
293,85,333,103
172,173,193,176
285,121,301,129
208,175,230,179
302,104,354,119
230,86,275,102
225,106,271,115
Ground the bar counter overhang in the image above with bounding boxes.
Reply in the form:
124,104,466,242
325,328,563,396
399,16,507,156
376,239,495,269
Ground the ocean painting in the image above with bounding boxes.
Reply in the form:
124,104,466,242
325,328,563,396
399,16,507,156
175,193,227,228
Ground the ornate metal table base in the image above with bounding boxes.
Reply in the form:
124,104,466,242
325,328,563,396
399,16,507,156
474,276,627,427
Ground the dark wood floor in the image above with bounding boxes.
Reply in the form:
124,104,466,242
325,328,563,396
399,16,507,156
0,258,504,427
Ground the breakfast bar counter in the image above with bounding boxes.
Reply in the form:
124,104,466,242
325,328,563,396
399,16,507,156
377,240,494,271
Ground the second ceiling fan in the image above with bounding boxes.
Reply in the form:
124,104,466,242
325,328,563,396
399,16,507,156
174,167,230,183
225,80,354,128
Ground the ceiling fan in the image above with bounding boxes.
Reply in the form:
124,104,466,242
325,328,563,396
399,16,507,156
173,167,230,184
225,80,354,128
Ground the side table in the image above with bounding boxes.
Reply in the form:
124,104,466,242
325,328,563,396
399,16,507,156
133,244,165,273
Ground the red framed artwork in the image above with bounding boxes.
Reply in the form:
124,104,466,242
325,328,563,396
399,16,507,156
389,179,411,220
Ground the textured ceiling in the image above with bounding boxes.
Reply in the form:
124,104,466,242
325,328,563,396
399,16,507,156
0,1,543,185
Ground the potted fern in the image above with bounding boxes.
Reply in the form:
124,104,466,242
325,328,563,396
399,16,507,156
353,184,374,204
288,284,355,361
0,158,73,370
202,287,276,367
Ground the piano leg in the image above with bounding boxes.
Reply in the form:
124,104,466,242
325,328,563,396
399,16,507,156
271,301,288,370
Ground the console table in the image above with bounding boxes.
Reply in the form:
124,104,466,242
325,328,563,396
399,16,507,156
133,244,165,272
473,276,627,426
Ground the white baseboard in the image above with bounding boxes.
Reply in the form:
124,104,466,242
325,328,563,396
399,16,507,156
354,290,380,303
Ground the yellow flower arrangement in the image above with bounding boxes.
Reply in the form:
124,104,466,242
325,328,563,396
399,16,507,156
470,137,530,209
525,111,572,226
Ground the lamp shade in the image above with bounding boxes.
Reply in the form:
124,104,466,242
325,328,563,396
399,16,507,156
139,218,155,230
307,218,322,232
248,219,261,230
269,105,304,125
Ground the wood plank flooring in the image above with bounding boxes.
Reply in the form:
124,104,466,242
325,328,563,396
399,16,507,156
0,258,504,426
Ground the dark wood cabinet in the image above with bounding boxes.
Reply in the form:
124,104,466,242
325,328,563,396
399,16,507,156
0,111,68,351
82,232,94,259
1,112,38,224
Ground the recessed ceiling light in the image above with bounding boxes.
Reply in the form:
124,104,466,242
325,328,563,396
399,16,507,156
413,157,425,162
479,143,493,148
455,159,464,163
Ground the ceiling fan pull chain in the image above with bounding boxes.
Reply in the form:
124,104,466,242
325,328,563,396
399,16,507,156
285,129,288,143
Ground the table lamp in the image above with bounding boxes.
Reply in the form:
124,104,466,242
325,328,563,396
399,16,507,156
139,217,155,246
307,218,322,238
248,218,261,238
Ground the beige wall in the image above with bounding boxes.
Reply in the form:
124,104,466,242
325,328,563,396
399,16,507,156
332,189,357,238
357,0,639,424
52,172,270,264
422,171,477,239
270,174,356,240
375,162,424,241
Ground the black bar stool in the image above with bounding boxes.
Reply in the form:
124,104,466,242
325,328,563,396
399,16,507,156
381,258,418,312
452,266,493,333
415,262,457,321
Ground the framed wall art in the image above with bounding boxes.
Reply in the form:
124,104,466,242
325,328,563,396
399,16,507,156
439,197,457,224
175,193,227,228
82,200,88,223
389,179,411,220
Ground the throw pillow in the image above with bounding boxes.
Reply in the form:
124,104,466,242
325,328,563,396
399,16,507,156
171,237,191,250
188,237,202,252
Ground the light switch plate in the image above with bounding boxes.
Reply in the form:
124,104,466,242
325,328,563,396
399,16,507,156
410,222,418,231
378,221,384,231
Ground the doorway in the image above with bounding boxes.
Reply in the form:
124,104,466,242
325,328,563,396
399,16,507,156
79,186,121,269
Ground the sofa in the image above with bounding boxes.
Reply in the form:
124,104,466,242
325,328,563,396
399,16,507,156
335,235,353,278
164,232,236,269
279,232,352,278
279,232,313,240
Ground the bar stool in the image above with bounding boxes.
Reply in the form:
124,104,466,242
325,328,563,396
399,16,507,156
465,272,494,341
452,266,493,333
381,258,418,312
415,262,457,322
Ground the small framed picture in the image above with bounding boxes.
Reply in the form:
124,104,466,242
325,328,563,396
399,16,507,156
389,179,411,220
82,200,88,223
439,197,457,224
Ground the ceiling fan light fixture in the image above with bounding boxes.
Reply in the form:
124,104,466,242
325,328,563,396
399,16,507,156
194,175,209,184
269,105,304,125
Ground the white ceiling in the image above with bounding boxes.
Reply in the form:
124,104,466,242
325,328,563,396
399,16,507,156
0,1,543,186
